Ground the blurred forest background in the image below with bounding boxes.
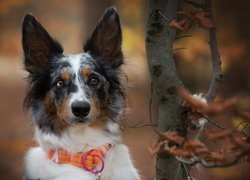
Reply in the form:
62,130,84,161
0,0,249,179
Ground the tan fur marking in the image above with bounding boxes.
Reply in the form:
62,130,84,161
89,97,109,129
82,67,92,79
43,92,69,132
89,118,108,129
43,92,56,113
56,96,72,125
61,71,71,81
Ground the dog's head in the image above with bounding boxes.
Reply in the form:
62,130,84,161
22,7,125,134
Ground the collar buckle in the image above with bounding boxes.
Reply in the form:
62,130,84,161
82,152,105,175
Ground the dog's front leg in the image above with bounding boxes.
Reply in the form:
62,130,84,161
110,165,140,180
103,144,140,180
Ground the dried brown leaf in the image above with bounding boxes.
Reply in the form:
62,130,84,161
177,87,207,110
205,98,237,116
178,87,238,116
194,147,210,155
168,19,191,32
166,146,194,159
231,136,250,148
147,141,167,157
192,13,214,29
204,130,231,140
204,152,226,162
160,131,185,145
184,140,207,151
180,150,193,159
230,145,240,152
165,146,179,156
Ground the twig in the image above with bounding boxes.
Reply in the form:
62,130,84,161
183,164,194,180
203,116,249,136
178,87,250,136
157,10,171,22
185,0,205,8
203,0,223,103
173,47,187,52
149,81,153,124
201,150,249,168
132,123,158,128
124,119,158,129
175,140,250,168
148,81,160,134
175,35,193,40
203,116,226,130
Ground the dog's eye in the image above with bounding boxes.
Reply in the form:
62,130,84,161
56,80,64,88
89,76,99,86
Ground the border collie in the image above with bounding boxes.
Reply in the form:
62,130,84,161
22,7,140,180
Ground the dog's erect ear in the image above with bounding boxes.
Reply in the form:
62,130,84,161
84,7,123,68
22,14,63,74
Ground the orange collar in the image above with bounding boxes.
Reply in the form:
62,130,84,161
47,144,111,174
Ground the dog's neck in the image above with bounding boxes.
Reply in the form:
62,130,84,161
35,122,121,153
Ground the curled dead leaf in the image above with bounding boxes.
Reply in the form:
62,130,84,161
194,147,210,155
160,131,185,145
168,19,191,32
184,140,207,151
204,152,226,163
147,140,168,157
205,98,237,116
192,13,214,29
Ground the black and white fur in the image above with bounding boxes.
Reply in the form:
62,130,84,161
22,7,140,180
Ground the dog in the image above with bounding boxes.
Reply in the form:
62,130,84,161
22,7,140,180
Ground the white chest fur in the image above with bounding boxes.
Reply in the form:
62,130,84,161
24,126,140,180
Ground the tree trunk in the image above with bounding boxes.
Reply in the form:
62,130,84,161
145,0,187,179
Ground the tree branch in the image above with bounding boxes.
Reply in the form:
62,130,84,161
175,35,193,40
176,149,250,168
203,0,223,103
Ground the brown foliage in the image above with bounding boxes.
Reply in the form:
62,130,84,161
168,10,214,32
192,12,214,29
178,87,239,116
148,140,168,157
148,87,250,168
160,132,185,145
168,19,191,32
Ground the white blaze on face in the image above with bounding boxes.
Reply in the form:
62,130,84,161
65,54,88,105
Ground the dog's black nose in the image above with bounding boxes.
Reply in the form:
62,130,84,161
71,101,90,117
